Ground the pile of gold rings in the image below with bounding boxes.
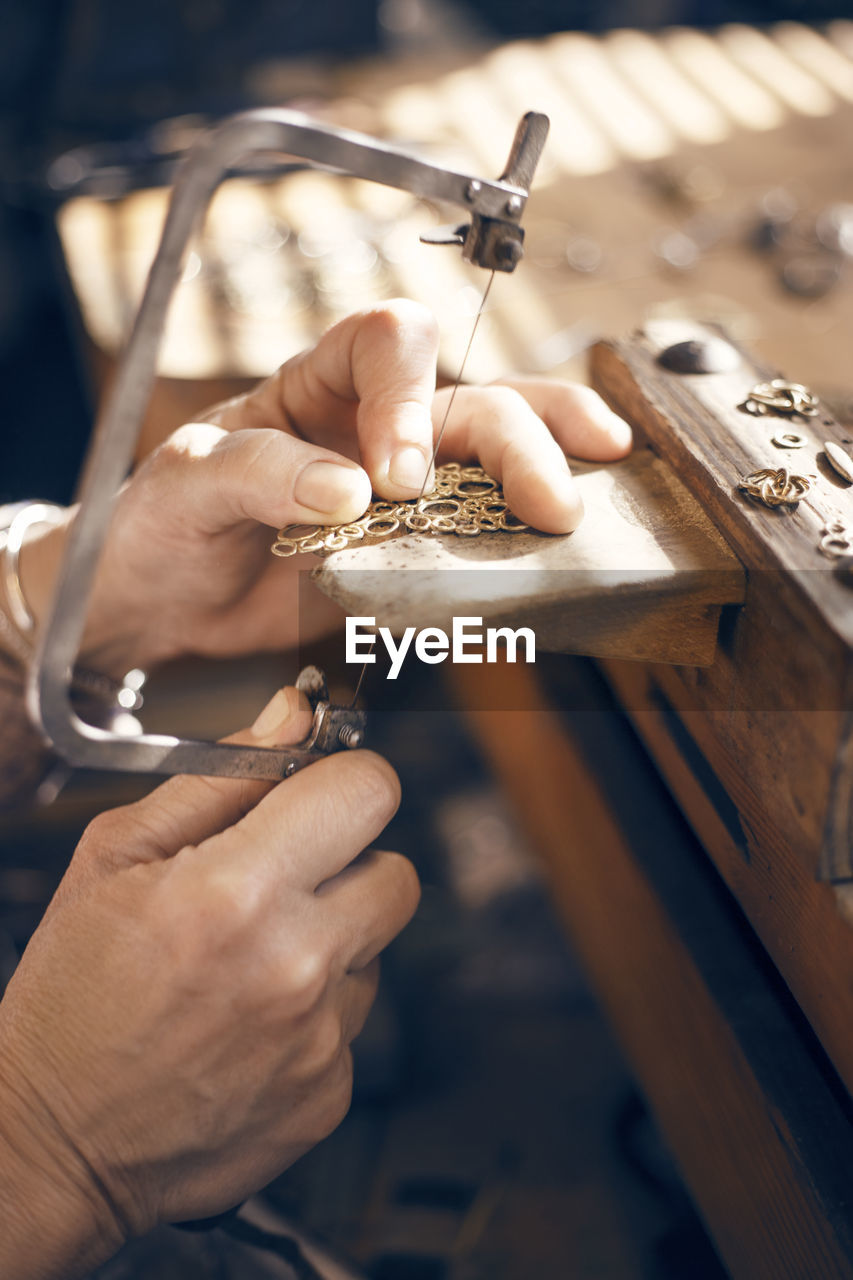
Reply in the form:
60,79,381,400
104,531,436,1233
736,466,812,509
742,379,819,419
271,463,530,558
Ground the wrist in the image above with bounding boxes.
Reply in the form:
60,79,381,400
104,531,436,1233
10,506,154,678
8,511,70,639
0,1051,126,1279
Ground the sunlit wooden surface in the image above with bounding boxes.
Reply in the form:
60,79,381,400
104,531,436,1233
57,21,853,399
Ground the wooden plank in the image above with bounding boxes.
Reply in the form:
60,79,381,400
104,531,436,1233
600,654,853,1105
590,319,853,632
590,322,853,878
312,448,744,666
455,657,853,1280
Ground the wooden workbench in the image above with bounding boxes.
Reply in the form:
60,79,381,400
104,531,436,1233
56,22,853,1278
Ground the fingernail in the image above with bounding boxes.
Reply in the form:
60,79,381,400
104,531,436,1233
602,409,633,452
388,445,430,492
554,474,585,530
252,687,297,738
295,460,368,517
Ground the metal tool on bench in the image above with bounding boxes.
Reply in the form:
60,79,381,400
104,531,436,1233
27,107,549,780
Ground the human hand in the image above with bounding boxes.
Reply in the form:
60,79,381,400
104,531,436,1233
0,686,418,1280
21,300,631,674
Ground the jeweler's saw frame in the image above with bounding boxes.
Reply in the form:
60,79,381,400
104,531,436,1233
28,107,549,780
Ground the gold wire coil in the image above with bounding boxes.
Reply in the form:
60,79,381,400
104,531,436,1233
271,463,537,558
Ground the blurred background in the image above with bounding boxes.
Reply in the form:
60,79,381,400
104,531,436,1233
2,0,853,501
2,1,853,1276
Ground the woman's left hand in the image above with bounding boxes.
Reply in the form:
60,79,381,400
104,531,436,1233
23,299,631,675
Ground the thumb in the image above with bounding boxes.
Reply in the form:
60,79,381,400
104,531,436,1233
105,685,314,866
141,423,373,533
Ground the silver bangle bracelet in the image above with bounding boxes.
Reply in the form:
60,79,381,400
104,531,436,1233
2,502,66,635
0,596,145,714
0,502,146,717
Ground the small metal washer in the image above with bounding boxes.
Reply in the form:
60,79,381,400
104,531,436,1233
771,431,808,449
